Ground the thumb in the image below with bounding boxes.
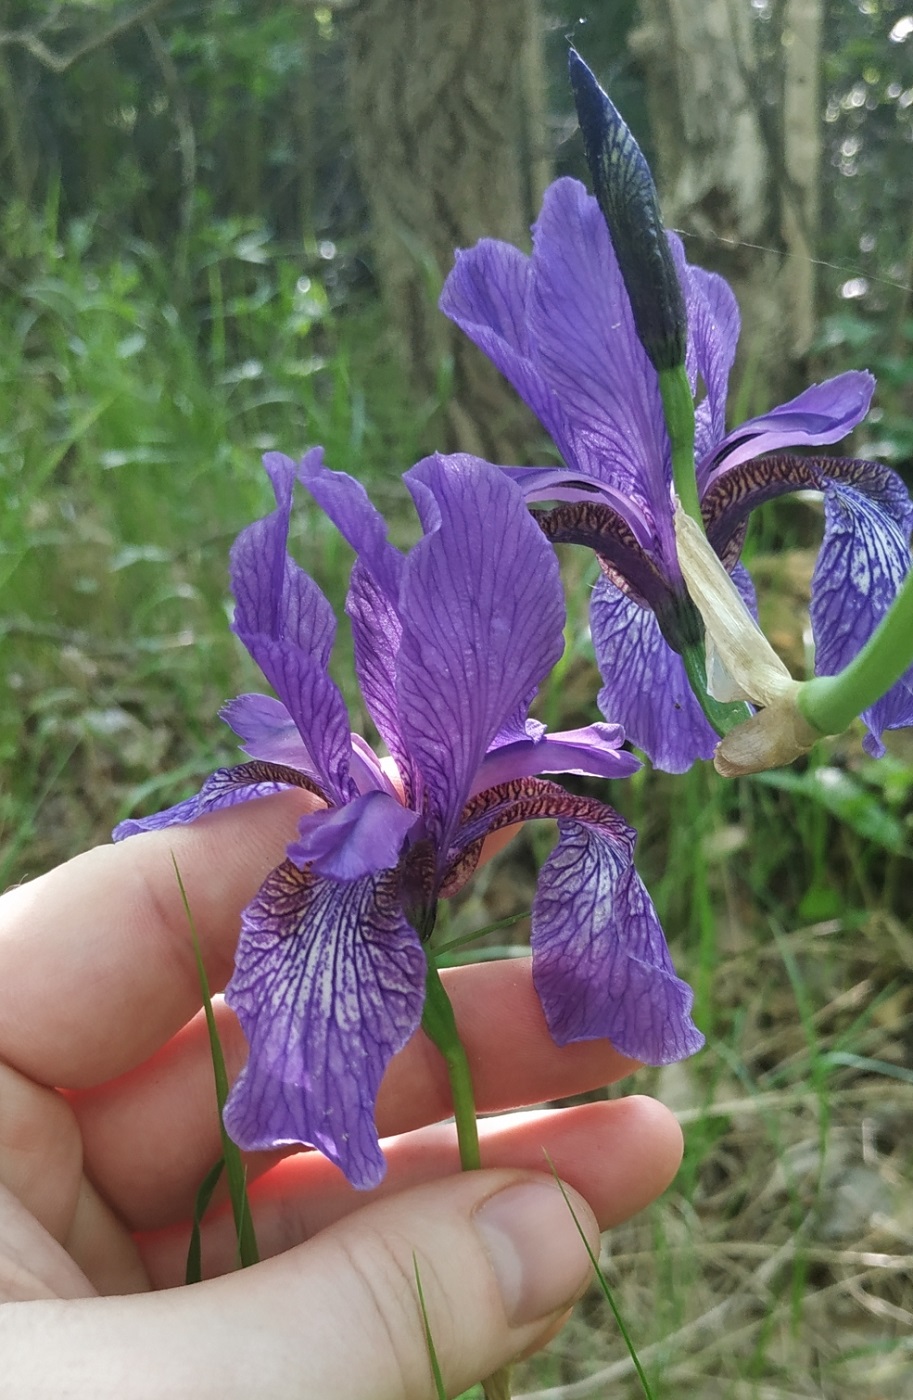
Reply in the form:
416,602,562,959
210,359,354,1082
3,1171,598,1400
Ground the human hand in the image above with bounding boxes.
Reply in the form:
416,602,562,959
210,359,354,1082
0,793,683,1399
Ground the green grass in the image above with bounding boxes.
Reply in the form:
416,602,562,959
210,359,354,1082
3,204,913,1397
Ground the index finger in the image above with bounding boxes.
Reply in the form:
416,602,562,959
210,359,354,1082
0,792,313,1087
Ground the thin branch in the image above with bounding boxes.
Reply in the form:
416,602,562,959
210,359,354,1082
0,0,177,73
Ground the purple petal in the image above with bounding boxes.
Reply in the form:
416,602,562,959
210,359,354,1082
220,693,317,774
441,181,669,511
525,179,672,523
113,760,322,840
346,561,417,804
590,574,717,773
439,240,571,453
704,452,911,581
287,791,419,881
224,863,426,1190
236,636,354,809
531,816,703,1064
297,448,404,604
701,371,875,486
296,452,415,794
398,455,565,846
233,454,336,667
501,465,617,505
811,477,913,754
684,262,740,460
231,455,353,805
471,723,639,796
488,705,545,750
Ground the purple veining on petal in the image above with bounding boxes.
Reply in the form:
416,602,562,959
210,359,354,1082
298,447,404,604
398,455,565,849
811,478,913,754
348,733,402,798
526,180,673,535
224,862,426,1190
532,816,703,1063
590,574,717,772
700,371,875,487
296,451,414,789
346,560,417,805
287,790,419,881
471,723,639,796
231,456,354,807
683,261,740,460
112,760,324,840
220,693,317,775
439,239,575,462
703,453,912,575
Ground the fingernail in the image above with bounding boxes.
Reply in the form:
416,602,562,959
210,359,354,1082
473,1180,597,1327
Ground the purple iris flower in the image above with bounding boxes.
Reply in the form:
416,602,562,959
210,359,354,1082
114,448,701,1189
439,176,913,772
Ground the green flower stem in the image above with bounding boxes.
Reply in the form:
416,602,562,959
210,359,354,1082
421,956,481,1171
798,565,913,737
658,364,701,525
681,642,752,738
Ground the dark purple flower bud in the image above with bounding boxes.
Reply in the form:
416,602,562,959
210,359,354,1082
568,47,687,372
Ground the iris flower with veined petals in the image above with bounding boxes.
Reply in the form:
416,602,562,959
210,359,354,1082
114,448,701,1188
440,176,913,772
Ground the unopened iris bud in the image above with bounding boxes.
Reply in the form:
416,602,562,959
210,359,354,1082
568,47,687,372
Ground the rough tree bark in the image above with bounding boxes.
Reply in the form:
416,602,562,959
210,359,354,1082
344,0,549,459
632,0,823,408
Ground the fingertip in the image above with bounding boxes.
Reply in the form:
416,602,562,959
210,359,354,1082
0,791,314,1087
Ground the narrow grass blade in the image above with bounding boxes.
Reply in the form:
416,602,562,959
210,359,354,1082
185,1158,225,1284
414,1256,447,1400
547,1157,656,1400
432,910,532,958
172,855,260,1270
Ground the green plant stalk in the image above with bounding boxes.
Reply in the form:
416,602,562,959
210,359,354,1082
798,565,913,736
658,364,700,524
422,957,514,1400
173,856,259,1270
681,642,752,737
420,956,481,1170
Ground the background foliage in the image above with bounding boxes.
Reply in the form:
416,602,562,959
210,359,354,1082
2,1,913,1395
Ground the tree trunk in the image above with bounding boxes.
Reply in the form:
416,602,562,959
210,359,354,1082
344,0,548,460
632,0,823,410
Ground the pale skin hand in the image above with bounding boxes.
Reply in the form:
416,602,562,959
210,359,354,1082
0,793,684,1400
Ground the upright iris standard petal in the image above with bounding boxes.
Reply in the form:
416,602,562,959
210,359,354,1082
398,455,566,849
231,456,354,806
532,817,703,1063
438,239,568,455
297,450,416,794
811,479,913,754
224,862,426,1190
